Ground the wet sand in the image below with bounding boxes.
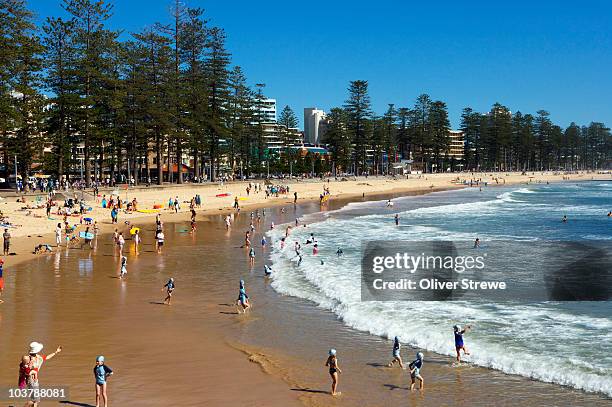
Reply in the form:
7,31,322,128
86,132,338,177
1,188,610,406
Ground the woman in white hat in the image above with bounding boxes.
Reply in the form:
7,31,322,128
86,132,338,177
325,348,342,396
22,341,62,406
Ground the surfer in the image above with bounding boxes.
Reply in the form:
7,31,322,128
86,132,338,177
409,352,424,390
325,349,342,396
454,324,471,362
387,336,405,369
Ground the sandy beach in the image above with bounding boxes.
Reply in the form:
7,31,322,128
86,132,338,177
1,171,611,407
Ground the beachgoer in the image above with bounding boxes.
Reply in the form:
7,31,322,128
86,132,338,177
117,232,125,253
454,324,471,362
162,278,175,305
264,264,272,275
22,341,62,406
94,355,113,407
55,223,62,246
394,214,399,226
387,336,404,368
237,281,250,313
562,215,568,223
325,349,342,396
336,248,343,257
473,238,480,248
313,244,319,255
156,230,165,254
249,247,255,266
119,256,127,279
0,259,4,303
3,228,10,255
409,352,424,390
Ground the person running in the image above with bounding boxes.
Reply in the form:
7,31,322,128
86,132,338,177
0,259,4,304
387,336,405,369
22,341,62,407
409,352,424,390
162,278,175,305
237,280,250,313
3,228,11,255
94,355,113,407
394,213,399,226
454,324,472,362
248,247,255,266
119,256,127,279
155,230,165,254
325,349,342,396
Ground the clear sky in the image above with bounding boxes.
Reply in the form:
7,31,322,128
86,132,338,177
27,0,612,130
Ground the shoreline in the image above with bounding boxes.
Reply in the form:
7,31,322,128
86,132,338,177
1,174,610,406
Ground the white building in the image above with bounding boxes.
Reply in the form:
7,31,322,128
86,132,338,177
304,107,326,145
256,98,277,123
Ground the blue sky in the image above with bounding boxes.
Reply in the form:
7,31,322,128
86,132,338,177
28,0,612,130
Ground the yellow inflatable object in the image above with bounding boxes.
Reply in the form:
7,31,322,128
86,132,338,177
137,209,160,214
239,197,248,201
130,227,140,235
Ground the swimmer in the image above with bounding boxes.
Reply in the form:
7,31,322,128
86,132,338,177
162,278,175,305
270,222,275,229
280,237,286,249
264,265,272,276
336,248,343,257
386,199,393,207
562,215,568,223
261,236,267,248
473,238,480,248
387,336,405,369
325,349,342,396
409,352,424,390
297,255,303,266
454,324,471,362
313,244,319,255
394,213,399,226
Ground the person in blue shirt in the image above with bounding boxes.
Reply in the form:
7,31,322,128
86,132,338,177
162,278,175,305
409,352,424,390
454,324,472,363
387,336,405,369
236,280,250,313
94,355,113,407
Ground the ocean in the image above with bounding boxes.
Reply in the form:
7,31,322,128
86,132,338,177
267,182,612,396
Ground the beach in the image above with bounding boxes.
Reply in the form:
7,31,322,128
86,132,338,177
1,172,611,406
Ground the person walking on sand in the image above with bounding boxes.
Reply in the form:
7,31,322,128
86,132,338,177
387,336,405,369
94,355,113,407
3,228,11,255
22,341,62,407
117,232,125,253
454,324,471,363
133,229,141,252
162,278,175,305
325,349,342,396
409,352,424,390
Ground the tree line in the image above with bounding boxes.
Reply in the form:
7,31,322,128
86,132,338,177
1,0,302,185
324,81,611,174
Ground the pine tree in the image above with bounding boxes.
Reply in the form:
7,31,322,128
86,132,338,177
343,80,372,174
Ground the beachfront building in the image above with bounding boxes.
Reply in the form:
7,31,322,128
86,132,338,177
448,130,465,161
255,98,277,124
304,107,327,145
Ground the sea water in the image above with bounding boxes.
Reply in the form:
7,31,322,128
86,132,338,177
267,182,612,396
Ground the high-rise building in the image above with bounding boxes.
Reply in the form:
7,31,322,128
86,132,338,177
256,98,277,123
448,130,465,161
304,107,326,145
